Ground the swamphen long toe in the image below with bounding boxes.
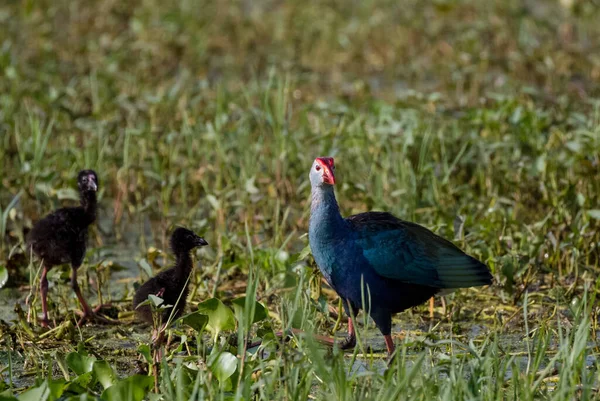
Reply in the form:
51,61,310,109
27,170,111,327
133,227,208,327
308,157,492,356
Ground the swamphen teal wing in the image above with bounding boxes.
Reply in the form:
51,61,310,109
347,212,492,289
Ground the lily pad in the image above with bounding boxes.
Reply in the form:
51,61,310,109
197,298,235,336
587,210,600,220
209,352,238,385
66,351,96,376
179,311,209,333
17,380,65,401
231,297,268,324
93,360,117,390
148,294,164,307
101,375,153,401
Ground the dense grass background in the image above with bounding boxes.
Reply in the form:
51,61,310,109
1,0,600,400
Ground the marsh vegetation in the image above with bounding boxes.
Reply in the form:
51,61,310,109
1,0,600,399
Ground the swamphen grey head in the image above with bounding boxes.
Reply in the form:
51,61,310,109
170,227,208,254
309,157,336,188
77,170,98,193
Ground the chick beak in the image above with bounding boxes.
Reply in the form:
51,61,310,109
196,237,208,246
88,178,98,192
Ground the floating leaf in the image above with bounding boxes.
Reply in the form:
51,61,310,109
0,266,8,289
197,298,236,336
17,379,65,401
137,344,151,364
93,360,117,390
0,391,18,401
66,351,96,376
15,384,49,401
148,294,164,307
63,394,95,400
231,297,268,324
101,375,153,401
137,259,153,278
245,176,259,195
179,311,209,333
64,371,94,393
56,188,80,201
587,210,600,220
210,352,238,385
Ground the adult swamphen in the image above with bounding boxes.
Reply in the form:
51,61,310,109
27,170,110,327
308,157,492,356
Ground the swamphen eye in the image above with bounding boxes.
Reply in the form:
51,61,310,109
315,165,321,171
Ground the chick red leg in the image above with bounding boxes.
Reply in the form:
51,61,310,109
71,266,113,325
429,297,435,318
339,317,356,350
39,265,50,327
384,335,395,355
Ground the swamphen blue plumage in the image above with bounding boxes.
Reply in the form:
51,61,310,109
308,157,492,355
27,170,107,327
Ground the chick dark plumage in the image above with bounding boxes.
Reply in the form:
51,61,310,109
133,227,208,325
27,170,101,327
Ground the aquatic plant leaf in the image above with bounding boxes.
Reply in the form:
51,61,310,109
101,375,153,401
0,391,18,401
63,394,95,401
65,371,94,393
17,379,65,401
66,351,96,376
0,266,8,289
16,385,48,401
209,352,238,385
179,311,209,333
137,344,151,364
148,294,164,307
197,298,235,335
93,360,117,390
587,210,600,220
231,297,268,324
137,259,153,278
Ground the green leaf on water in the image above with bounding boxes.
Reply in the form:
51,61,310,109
64,371,94,393
0,266,8,289
231,297,268,324
101,375,153,401
17,379,65,401
16,385,48,401
209,352,238,385
587,210,600,220
148,294,164,307
137,259,153,278
63,394,95,401
197,298,236,336
0,391,18,401
137,344,152,364
179,311,209,333
93,360,117,390
66,351,96,376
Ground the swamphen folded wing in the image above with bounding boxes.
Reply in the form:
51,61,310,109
347,212,492,289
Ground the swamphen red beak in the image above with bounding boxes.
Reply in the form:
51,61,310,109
315,157,336,185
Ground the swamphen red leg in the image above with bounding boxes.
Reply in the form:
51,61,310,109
339,317,356,349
